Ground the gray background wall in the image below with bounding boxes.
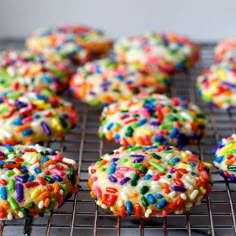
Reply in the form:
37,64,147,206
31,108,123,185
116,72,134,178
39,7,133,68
0,0,235,41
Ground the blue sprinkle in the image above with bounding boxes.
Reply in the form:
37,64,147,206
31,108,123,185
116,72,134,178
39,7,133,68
188,162,196,167
113,133,120,140
41,157,50,164
126,201,133,214
43,75,51,84
156,193,163,199
214,156,224,164
22,129,33,136
153,135,165,142
147,194,156,204
138,118,147,126
116,75,124,81
106,122,114,130
0,160,4,167
28,175,35,182
109,163,117,175
144,174,152,180
5,145,13,152
34,168,42,174
191,171,197,176
169,127,178,138
13,117,23,126
171,185,186,192
0,187,7,200
172,157,180,164
33,114,41,119
157,199,167,209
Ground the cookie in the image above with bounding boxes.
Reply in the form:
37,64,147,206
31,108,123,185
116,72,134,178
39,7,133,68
114,32,200,73
98,94,206,147
70,58,170,106
26,25,112,65
88,145,212,218
0,90,77,144
215,37,236,63
214,134,236,182
197,63,236,109
0,50,72,93
0,144,79,220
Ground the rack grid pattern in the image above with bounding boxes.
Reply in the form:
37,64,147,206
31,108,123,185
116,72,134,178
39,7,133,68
0,41,236,236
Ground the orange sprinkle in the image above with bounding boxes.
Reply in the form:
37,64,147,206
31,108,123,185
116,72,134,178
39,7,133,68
44,160,57,168
15,124,31,133
44,198,51,208
160,183,169,189
39,191,49,200
54,183,60,193
97,160,108,168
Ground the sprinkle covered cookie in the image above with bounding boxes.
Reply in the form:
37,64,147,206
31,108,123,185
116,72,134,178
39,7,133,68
214,134,236,182
215,37,236,63
0,144,79,220
114,32,200,73
197,63,236,109
0,50,72,93
88,145,212,218
99,94,206,147
26,25,112,65
0,90,77,144
70,58,170,106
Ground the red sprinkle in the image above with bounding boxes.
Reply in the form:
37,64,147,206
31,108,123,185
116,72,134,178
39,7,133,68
0,179,7,186
25,182,40,188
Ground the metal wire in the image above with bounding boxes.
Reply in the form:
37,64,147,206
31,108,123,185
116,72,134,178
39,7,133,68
0,41,235,236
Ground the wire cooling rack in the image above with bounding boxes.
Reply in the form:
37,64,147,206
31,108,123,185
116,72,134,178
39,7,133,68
0,40,236,236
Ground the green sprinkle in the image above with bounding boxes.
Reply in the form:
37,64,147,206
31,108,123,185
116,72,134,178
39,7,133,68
149,161,167,172
132,163,142,169
140,166,148,174
150,153,161,160
130,180,137,186
140,186,150,195
21,207,28,216
6,170,14,177
128,146,143,152
121,158,129,163
45,198,56,213
141,196,149,207
8,196,19,211
227,165,236,172
44,176,54,183
29,202,35,208
101,167,107,172
7,179,15,193
60,183,67,192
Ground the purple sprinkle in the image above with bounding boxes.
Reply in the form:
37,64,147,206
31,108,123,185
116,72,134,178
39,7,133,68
130,154,145,158
0,151,5,156
15,176,26,183
53,175,63,182
16,183,23,202
151,121,160,126
134,157,144,163
171,185,186,192
21,167,28,174
120,177,130,185
50,149,57,155
41,121,51,136
112,158,119,162
108,175,117,183
62,114,69,119
125,80,133,85
89,91,96,95
221,81,236,88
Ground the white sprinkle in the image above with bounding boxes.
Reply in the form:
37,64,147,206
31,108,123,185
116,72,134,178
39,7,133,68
59,189,64,195
101,204,107,209
117,200,123,207
185,202,193,209
145,209,152,218
0,129,12,138
180,193,187,200
189,190,199,200
62,157,76,165
38,200,44,209
8,154,15,159
121,192,128,201
18,212,24,218
48,164,56,170
175,209,183,214
165,153,173,160
0,174,8,180
7,213,13,220
168,191,176,198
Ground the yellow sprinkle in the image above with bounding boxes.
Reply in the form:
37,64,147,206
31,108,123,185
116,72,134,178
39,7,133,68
218,143,234,155
216,69,227,80
31,188,41,199
200,187,206,194
110,206,115,212
33,100,51,109
181,151,187,158
202,162,212,168
51,118,63,131
13,168,21,175
178,163,191,169
136,128,152,136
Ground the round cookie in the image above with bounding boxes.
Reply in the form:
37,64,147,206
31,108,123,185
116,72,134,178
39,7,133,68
0,144,79,220
215,37,236,63
26,25,112,65
0,90,77,144
214,134,236,182
88,145,212,218
197,63,236,109
98,94,206,147
70,58,170,106
0,50,72,93
114,32,200,73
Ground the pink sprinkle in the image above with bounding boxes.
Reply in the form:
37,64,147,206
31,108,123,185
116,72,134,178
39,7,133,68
94,185,102,198
22,116,33,124
51,168,65,177
116,166,133,171
152,174,160,181
55,153,63,161
162,210,168,217
114,172,124,179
